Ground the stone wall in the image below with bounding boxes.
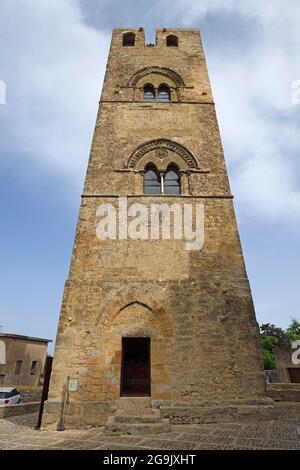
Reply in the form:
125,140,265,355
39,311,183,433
265,370,279,383
0,402,40,419
20,388,42,403
267,383,300,402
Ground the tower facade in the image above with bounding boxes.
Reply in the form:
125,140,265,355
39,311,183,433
43,28,266,429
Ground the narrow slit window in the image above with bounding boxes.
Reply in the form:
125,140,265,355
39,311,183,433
30,361,37,375
14,360,22,375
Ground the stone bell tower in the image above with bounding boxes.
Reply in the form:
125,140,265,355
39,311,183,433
42,28,266,430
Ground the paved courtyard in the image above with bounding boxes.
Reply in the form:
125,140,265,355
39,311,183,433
0,413,299,450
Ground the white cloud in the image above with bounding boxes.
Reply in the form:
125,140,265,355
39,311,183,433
159,0,300,220
163,0,298,28
1,0,299,221
0,0,109,187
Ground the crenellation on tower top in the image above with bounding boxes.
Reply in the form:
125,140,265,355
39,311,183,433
101,28,212,104
110,28,202,50
155,28,202,50
112,28,145,48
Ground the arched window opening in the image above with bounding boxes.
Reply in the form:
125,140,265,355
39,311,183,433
166,35,178,47
157,84,170,102
144,165,161,194
123,32,135,47
143,84,156,101
164,165,180,195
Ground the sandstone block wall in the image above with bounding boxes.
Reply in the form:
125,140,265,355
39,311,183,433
42,28,266,429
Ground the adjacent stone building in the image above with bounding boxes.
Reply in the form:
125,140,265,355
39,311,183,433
0,333,51,387
274,347,300,383
43,28,266,429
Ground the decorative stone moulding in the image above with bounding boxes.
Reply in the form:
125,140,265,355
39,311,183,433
125,138,199,170
129,66,185,87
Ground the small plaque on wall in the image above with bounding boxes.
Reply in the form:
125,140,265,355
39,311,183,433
68,377,78,392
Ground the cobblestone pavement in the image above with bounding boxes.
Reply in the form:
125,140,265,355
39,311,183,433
0,414,299,450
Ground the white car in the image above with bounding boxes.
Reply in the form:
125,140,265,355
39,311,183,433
0,387,21,406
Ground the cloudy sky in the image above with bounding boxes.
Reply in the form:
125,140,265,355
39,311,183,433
1,0,299,351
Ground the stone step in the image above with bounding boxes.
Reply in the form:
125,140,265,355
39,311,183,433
118,397,151,412
105,417,171,436
113,409,161,424
160,402,300,424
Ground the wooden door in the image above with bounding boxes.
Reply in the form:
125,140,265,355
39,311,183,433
121,337,151,396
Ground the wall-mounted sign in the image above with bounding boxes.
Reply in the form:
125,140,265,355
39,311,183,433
68,377,78,392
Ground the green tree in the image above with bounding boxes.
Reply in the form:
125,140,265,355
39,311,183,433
260,323,288,347
262,349,276,369
260,328,279,369
286,319,300,344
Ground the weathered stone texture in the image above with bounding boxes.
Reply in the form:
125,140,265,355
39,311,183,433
42,28,266,429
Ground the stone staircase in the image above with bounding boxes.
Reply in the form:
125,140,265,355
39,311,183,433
105,397,171,435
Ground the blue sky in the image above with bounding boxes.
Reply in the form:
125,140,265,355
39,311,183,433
1,1,299,353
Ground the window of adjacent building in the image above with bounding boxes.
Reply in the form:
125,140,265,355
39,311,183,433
157,84,170,102
164,165,181,195
166,35,179,47
30,361,37,375
123,32,135,47
14,360,22,375
144,165,161,194
143,84,156,101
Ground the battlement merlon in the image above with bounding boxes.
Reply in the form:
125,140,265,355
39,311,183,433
101,28,213,103
110,28,202,49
